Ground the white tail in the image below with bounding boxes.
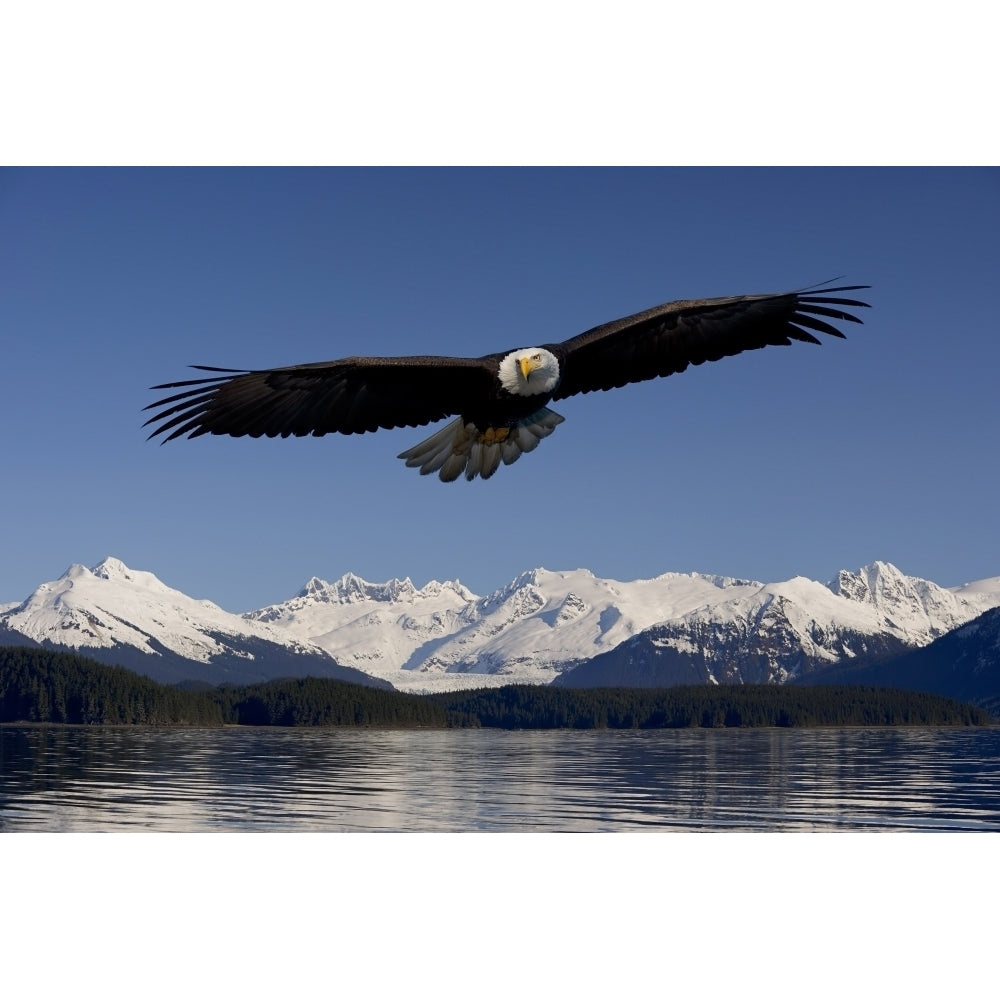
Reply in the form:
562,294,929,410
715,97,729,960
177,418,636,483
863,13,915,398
398,408,565,482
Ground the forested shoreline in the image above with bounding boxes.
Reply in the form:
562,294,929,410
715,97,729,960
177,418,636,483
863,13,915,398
0,646,992,729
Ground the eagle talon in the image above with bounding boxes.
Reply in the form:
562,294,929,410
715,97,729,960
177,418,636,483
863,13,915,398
479,427,511,446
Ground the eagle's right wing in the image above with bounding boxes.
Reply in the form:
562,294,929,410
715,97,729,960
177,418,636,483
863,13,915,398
144,355,498,440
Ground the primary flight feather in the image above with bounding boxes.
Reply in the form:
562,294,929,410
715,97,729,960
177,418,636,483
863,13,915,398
144,284,870,481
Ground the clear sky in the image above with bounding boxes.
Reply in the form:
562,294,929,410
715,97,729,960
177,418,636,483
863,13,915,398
2,167,998,610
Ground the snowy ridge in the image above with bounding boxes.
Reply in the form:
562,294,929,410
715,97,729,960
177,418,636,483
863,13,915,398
1,558,301,661
0,557,371,686
829,561,984,641
244,572,479,685
2,557,999,693
244,566,765,691
951,576,1000,600
558,563,1000,688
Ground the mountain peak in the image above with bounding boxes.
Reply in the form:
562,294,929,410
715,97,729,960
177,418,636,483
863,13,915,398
291,572,474,606
331,572,416,603
864,560,906,581
55,562,92,581
298,576,332,598
828,561,906,602
91,556,134,581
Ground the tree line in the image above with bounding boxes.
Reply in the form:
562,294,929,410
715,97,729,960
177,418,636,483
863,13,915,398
222,676,447,727
429,683,992,728
1,646,991,728
0,647,445,727
1,646,225,725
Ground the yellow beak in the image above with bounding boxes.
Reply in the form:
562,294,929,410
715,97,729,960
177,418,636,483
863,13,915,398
519,356,537,380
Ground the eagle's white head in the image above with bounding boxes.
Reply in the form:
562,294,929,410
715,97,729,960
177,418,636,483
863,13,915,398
498,347,560,397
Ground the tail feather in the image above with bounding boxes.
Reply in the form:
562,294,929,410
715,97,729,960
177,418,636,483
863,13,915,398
398,409,565,482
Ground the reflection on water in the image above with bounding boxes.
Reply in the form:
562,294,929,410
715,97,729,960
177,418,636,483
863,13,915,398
2,726,999,831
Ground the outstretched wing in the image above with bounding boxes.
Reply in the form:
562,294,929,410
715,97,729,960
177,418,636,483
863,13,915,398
548,285,870,400
144,355,498,441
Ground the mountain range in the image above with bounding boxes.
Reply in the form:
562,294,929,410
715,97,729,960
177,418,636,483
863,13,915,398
2,557,999,694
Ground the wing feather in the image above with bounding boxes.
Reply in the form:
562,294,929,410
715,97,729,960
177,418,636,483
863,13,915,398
786,313,848,339
549,286,869,400
144,356,497,441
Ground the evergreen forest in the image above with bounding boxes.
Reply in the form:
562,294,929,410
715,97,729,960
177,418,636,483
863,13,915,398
1,646,225,725
430,683,991,728
1,646,992,729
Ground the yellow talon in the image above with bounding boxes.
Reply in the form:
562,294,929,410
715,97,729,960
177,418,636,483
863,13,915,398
479,427,510,445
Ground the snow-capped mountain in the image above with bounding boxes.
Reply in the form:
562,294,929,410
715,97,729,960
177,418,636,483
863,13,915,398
245,567,763,691
798,605,1000,715
0,557,385,687
555,562,1000,688
2,557,999,693
246,561,1000,692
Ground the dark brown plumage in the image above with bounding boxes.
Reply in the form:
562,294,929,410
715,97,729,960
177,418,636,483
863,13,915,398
144,284,869,481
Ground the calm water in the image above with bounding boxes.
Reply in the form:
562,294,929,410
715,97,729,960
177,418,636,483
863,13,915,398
2,726,999,831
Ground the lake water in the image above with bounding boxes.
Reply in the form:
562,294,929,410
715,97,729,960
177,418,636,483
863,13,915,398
2,725,999,832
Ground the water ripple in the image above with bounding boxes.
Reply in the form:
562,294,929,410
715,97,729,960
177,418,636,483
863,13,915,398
2,726,999,831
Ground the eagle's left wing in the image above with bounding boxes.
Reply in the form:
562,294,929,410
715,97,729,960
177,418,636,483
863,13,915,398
549,286,870,401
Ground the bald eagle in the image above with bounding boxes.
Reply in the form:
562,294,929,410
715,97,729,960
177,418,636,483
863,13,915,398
144,284,869,481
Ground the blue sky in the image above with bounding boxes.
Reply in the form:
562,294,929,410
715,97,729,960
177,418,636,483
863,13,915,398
2,168,998,610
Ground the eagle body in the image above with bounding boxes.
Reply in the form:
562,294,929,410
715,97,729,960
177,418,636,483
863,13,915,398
145,285,870,481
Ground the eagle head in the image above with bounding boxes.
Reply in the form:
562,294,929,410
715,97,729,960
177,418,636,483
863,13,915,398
498,347,560,397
